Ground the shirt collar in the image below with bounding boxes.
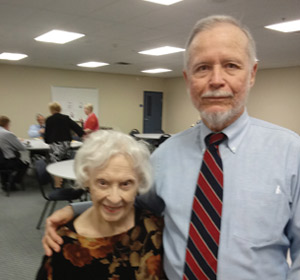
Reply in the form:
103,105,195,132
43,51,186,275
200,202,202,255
198,110,250,154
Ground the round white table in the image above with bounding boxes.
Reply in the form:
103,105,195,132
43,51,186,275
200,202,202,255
133,133,164,140
46,159,76,180
22,139,82,150
22,139,49,150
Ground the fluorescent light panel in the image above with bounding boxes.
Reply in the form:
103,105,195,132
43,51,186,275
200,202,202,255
139,46,185,56
143,0,183,5
265,19,300,33
77,61,109,68
142,68,172,73
0,52,28,61
35,29,85,44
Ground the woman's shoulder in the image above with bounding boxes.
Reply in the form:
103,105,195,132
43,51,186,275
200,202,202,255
57,220,78,239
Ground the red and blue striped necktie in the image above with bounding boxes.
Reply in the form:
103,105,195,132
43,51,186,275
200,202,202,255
183,133,227,280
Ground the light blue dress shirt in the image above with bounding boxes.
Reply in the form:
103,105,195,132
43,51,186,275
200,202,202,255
28,124,44,138
138,110,300,280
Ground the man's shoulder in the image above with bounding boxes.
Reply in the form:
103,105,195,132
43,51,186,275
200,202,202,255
249,117,300,146
163,125,199,144
0,128,14,137
250,117,299,137
153,125,199,155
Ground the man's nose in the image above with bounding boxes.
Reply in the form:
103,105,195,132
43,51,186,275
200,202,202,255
209,66,225,89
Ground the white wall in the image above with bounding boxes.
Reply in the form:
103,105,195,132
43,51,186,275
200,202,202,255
163,66,300,135
1,64,300,137
247,67,300,134
0,64,165,138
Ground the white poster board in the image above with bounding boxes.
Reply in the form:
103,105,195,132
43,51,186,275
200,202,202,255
51,86,98,121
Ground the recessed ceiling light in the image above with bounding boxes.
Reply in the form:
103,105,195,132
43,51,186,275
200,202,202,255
0,52,28,61
141,68,172,73
139,46,185,56
35,29,85,44
143,0,183,5
77,61,109,68
265,19,300,33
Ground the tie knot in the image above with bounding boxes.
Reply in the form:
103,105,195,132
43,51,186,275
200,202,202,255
205,133,227,147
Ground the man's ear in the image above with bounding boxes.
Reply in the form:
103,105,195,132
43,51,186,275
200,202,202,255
183,70,189,87
249,63,258,87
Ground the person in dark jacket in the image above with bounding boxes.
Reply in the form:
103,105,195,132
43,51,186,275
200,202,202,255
44,102,85,187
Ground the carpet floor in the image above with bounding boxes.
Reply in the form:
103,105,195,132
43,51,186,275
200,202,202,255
0,171,68,280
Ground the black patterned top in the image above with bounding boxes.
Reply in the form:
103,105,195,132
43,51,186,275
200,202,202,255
36,208,166,280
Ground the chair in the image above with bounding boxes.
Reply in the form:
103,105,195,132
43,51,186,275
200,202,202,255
129,129,140,139
0,148,15,197
35,159,85,229
154,134,171,148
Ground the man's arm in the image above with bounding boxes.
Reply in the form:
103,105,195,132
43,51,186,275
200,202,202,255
136,186,165,216
9,133,26,151
287,170,300,279
42,202,92,255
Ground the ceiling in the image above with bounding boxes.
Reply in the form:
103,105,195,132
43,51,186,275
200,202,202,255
0,0,299,78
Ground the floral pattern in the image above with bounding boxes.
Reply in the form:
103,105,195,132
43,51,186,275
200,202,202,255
36,208,166,280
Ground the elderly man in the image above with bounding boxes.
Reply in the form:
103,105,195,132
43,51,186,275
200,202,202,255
42,15,300,280
28,114,45,138
0,116,29,190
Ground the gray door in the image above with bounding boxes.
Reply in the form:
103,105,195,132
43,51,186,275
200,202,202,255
143,91,163,133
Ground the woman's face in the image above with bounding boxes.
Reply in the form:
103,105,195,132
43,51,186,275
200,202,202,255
84,107,90,115
88,154,139,226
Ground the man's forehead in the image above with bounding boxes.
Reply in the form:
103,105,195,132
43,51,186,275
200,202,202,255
195,23,247,43
190,24,249,55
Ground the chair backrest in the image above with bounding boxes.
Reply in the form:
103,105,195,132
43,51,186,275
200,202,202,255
0,148,6,165
129,129,140,137
157,134,171,146
34,159,53,199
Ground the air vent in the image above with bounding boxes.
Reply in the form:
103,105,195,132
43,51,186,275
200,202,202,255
115,62,132,65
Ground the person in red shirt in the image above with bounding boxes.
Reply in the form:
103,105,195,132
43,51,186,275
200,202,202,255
83,104,99,134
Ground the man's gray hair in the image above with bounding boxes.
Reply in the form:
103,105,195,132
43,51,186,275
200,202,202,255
184,15,257,70
74,130,152,194
36,113,44,119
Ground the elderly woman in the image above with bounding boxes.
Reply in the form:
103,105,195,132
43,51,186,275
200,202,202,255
36,130,165,280
83,103,99,134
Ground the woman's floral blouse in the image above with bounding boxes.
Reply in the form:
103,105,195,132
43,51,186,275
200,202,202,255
36,208,166,280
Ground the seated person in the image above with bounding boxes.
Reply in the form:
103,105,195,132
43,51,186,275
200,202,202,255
36,130,165,280
28,114,45,138
0,116,29,190
82,103,99,134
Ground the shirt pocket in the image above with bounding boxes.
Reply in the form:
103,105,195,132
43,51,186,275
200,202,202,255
232,188,289,245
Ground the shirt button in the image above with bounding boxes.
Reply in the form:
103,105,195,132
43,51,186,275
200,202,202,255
232,147,236,152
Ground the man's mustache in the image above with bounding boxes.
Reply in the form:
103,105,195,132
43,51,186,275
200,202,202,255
201,91,234,98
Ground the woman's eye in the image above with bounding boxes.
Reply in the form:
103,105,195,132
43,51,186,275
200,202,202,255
97,179,107,187
121,180,133,188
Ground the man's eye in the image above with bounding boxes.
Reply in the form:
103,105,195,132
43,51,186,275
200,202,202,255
197,65,209,71
226,63,239,69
